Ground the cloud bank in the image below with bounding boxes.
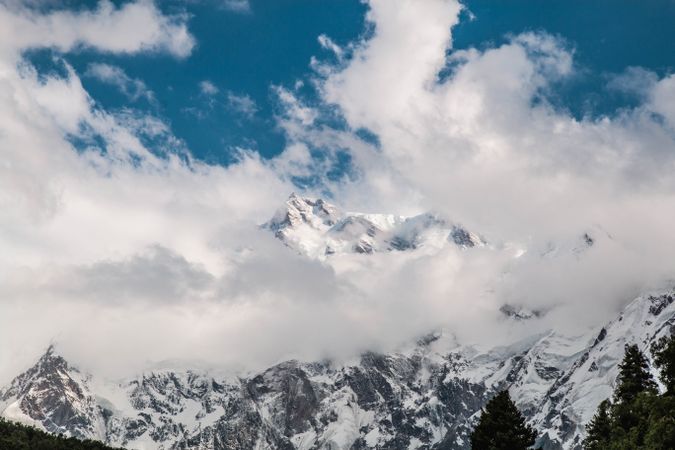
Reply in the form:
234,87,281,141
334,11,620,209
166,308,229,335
2,0,675,384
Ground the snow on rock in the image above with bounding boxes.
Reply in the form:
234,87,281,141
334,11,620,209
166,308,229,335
2,195,673,450
263,194,485,259
531,290,675,450
2,291,673,449
0,345,104,440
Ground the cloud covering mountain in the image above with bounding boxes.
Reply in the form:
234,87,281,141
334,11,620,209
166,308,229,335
1,0,675,392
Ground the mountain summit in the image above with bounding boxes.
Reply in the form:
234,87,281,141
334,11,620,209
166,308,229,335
264,193,484,259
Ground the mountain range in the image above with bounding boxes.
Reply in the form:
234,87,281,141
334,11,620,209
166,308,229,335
2,195,673,450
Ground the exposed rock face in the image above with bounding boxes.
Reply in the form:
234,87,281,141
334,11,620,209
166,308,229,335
2,291,674,450
0,346,103,439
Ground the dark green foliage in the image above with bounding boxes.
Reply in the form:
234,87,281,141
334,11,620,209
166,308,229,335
614,344,657,404
470,390,536,450
652,334,675,395
583,399,612,450
0,418,123,450
582,339,675,450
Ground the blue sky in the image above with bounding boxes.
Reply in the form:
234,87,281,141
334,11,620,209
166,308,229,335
26,0,675,166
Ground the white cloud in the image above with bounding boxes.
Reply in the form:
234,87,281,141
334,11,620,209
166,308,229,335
86,63,155,102
275,86,317,126
2,0,675,386
221,0,250,13
0,0,195,58
199,79,219,95
649,74,675,129
0,0,294,381
226,91,257,118
607,66,658,98
196,81,257,119
280,0,675,342
318,34,344,59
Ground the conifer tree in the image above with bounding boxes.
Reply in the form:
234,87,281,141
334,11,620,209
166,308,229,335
614,344,657,404
582,341,675,450
582,399,612,450
470,390,536,450
652,334,675,396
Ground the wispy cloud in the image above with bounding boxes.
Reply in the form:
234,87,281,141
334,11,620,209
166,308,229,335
221,0,250,13
227,91,257,118
86,63,155,103
607,66,659,98
199,79,219,95
195,80,257,119
275,86,316,126
318,34,344,59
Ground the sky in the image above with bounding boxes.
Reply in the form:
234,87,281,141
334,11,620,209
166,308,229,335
1,0,675,382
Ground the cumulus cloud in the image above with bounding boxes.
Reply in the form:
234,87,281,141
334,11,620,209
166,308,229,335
278,0,675,347
0,0,291,381
0,0,195,58
649,73,675,129
2,0,675,385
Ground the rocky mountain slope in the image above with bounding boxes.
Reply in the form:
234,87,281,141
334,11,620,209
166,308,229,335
2,195,673,450
2,291,673,450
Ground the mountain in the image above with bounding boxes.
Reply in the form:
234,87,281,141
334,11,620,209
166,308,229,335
263,193,485,259
2,195,672,449
0,345,103,439
1,291,673,450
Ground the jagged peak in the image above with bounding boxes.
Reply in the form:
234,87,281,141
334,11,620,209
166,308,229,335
499,304,544,321
42,343,56,358
35,343,70,368
450,225,486,248
263,193,489,259
264,193,341,232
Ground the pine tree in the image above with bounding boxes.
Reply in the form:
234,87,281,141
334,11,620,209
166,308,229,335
582,342,675,450
652,334,675,396
582,399,612,450
470,390,536,450
614,344,657,404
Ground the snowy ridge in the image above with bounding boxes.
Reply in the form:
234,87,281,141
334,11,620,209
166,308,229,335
2,292,674,450
263,194,485,259
531,291,675,449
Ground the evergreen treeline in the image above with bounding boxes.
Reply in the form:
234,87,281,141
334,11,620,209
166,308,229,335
0,418,123,450
583,335,675,450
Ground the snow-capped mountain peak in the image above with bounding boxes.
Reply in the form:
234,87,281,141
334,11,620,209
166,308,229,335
0,345,103,439
264,194,485,259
